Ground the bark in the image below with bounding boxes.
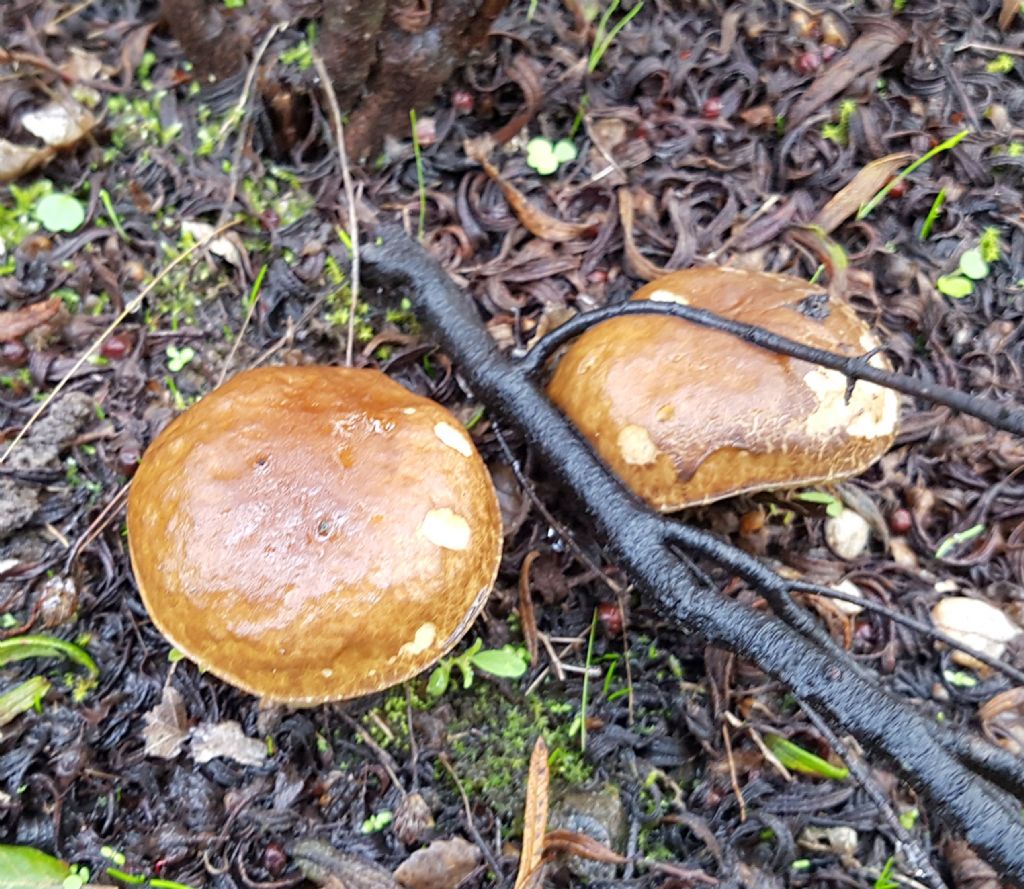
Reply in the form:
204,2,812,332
159,0,247,82
365,226,1024,885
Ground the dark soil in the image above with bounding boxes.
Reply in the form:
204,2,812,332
2,1,1024,888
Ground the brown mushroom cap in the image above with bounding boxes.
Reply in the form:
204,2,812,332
127,366,502,704
547,268,899,511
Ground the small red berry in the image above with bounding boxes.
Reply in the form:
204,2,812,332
597,601,623,637
1,340,29,368
795,51,821,74
263,842,287,877
889,508,912,535
101,333,132,360
116,447,141,477
701,96,723,120
887,179,907,198
452,90,475,114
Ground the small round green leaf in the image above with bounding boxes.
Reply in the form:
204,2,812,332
958,248,989,280
526,137,558,175
936,274,974,299
471,646,528,679
34,193,85,233
552,139,578,164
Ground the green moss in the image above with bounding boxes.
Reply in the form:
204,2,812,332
441,684,591,818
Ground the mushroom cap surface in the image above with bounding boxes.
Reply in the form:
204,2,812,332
127,366,502,704
547,268,899,511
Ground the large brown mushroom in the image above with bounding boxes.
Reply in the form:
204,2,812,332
126,366,502,704
547,267,899,512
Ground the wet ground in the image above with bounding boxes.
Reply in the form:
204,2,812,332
2,0,1024,887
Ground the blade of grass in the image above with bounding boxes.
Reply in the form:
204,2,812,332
588,0,644,73
857,129,970,221
920,187,947,240
579,607,599,754
410,109,427,241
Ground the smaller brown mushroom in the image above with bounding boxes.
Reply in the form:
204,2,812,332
547,268,899,512
126,366,502,704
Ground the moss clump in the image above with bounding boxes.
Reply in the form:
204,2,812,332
443,683,591,818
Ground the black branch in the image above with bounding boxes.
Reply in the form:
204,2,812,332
364,228,1024,884
521,301,1024,437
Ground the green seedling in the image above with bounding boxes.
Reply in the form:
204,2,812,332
874,856,900,889
360,810,393,833
858,128,970,220
899,807,919,830
919,187,946,240
279,23,316,70
934,523,985,559
944,669,978,688
0,845,89,889
0,677,51,728
936,229,1003,299
409,109,427,241
822,99,857,146
764,733,849,780
165,344,195,372
575,607,600,752
986,53,1015,74
793,490,844,517
34,192,85,233
588,0,645,73
526,137,578,175
427,637,529,696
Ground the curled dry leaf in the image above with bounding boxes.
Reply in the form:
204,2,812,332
515,736,550,889
465,136,598,242
0,298,62,341
815,153,914,234
181,221,245,268
979,688,1024,755
931,596,1022,672
393,837,482,889
0,139,54,183
21,100,97,149
788,21,907,126
618,188,671,281
190,719,267,766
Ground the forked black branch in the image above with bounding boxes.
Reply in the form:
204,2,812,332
364,228,1024,884
521,301,1024,436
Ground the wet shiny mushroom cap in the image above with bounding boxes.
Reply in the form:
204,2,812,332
126,366,502,704
547,267,899,512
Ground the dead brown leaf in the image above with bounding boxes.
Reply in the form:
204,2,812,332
979,687,1024,755
788,22,907,126
543,829,628,864
142,686,189,759
1000,0,1019,31
394,837,481,889
0,139,55,183
515,736,550,889
618,188,670,281
465,137,598,242
815,153,913,233
0,298,62,341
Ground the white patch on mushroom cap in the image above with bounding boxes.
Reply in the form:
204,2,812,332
434,421,473,457
648,289,690,305
420,508,471,551
399,622,437,658
803,367,896,440
618,424,659,466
